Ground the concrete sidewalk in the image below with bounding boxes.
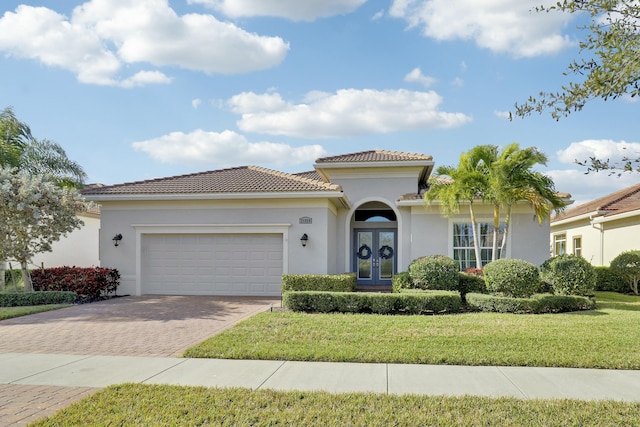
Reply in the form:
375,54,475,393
3,352,640,402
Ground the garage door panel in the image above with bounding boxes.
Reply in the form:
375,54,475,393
142,233,283,296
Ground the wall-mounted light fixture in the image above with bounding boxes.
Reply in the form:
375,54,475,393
112,234,123,247
300,233,309,247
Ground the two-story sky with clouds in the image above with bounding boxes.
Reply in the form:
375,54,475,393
1,0,638,206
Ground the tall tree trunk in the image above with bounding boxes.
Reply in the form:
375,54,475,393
20,259,33,292
0,261,4,290
469,203,483,268
500,205,512,258
491,205,500,262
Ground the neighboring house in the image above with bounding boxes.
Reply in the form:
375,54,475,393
29,207,101,269
83,150,553,297
550,183,640,266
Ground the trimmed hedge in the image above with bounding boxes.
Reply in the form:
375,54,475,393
466,292,595,314
408,255,459,291
282,274,356,293
0,291,77,307
594,267,627,293
31,267,120,300
484,259,539,298
282,290,462,315
539,254,596,296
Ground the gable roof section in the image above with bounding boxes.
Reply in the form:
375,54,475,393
83,166,342,200
552,183,640,223
316,150,433,164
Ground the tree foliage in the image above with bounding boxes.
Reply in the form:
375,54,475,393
0,107,86,187
0,169,90,291
426,144,565,266
610,250,640,295
514,0,640,120
0,106,88,289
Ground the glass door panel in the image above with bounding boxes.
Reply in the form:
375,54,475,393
378,231,395,280
357,231,373,281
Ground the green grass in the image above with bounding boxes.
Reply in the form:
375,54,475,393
31,384,640,427
184,292,640,369
0,304,71,320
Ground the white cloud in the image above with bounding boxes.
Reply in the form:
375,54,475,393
404,67,436,87
372,10,385,21
192,98,202,109
188,0,366,21
547,168,639,207
494,110,510,119
389,0,574,57
132,129,327,167
451,77,464,87
557,139,640,167
228,89,472,138
0,0,289,86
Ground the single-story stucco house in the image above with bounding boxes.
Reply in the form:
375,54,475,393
551,183,640,266
83,150,553,296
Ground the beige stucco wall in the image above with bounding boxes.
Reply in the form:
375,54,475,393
408,202,551,269
329,173,419,273
30,214,100,268
97,199,337,295
551,213,640,266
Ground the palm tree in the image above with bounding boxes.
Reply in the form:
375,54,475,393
1,106,87,289
490,144,566,257
425,150,490,268
0,107,86,187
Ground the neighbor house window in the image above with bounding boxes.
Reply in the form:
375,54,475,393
573,236,582,257
554,234,567,256
453,222,504,270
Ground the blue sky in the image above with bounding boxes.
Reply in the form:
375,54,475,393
1,0,638,206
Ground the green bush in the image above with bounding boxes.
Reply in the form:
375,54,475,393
539,255,596,296
281,274,356,293
457,272,486,296
594,267,627,293
610,251,640,295
483,258,539,298
391,271,412,293
283,291,462,315
466,292,595,314
0,291,77,307
408,255,459,291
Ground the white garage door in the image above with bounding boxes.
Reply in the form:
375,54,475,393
141,234,283,296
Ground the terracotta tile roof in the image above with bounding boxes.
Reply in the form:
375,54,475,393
552,183,640,222
293,170,324,182
82,166,341,196
316,150,433,163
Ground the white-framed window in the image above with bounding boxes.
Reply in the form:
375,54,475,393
452,222,505,270
554,233,567,256
573,236,582,257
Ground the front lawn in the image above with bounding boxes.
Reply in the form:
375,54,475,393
0,304,71,320
184,292,640,369
32,384,640,427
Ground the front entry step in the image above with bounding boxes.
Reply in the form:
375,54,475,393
356,284,392,293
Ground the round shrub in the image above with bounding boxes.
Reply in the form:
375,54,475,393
457,272,486,296
610,250,640,295
392,271,412,293
408,255,459,291
483,258,539,298
539,255,596,296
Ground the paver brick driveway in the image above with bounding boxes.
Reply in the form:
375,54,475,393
0,295,280,357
